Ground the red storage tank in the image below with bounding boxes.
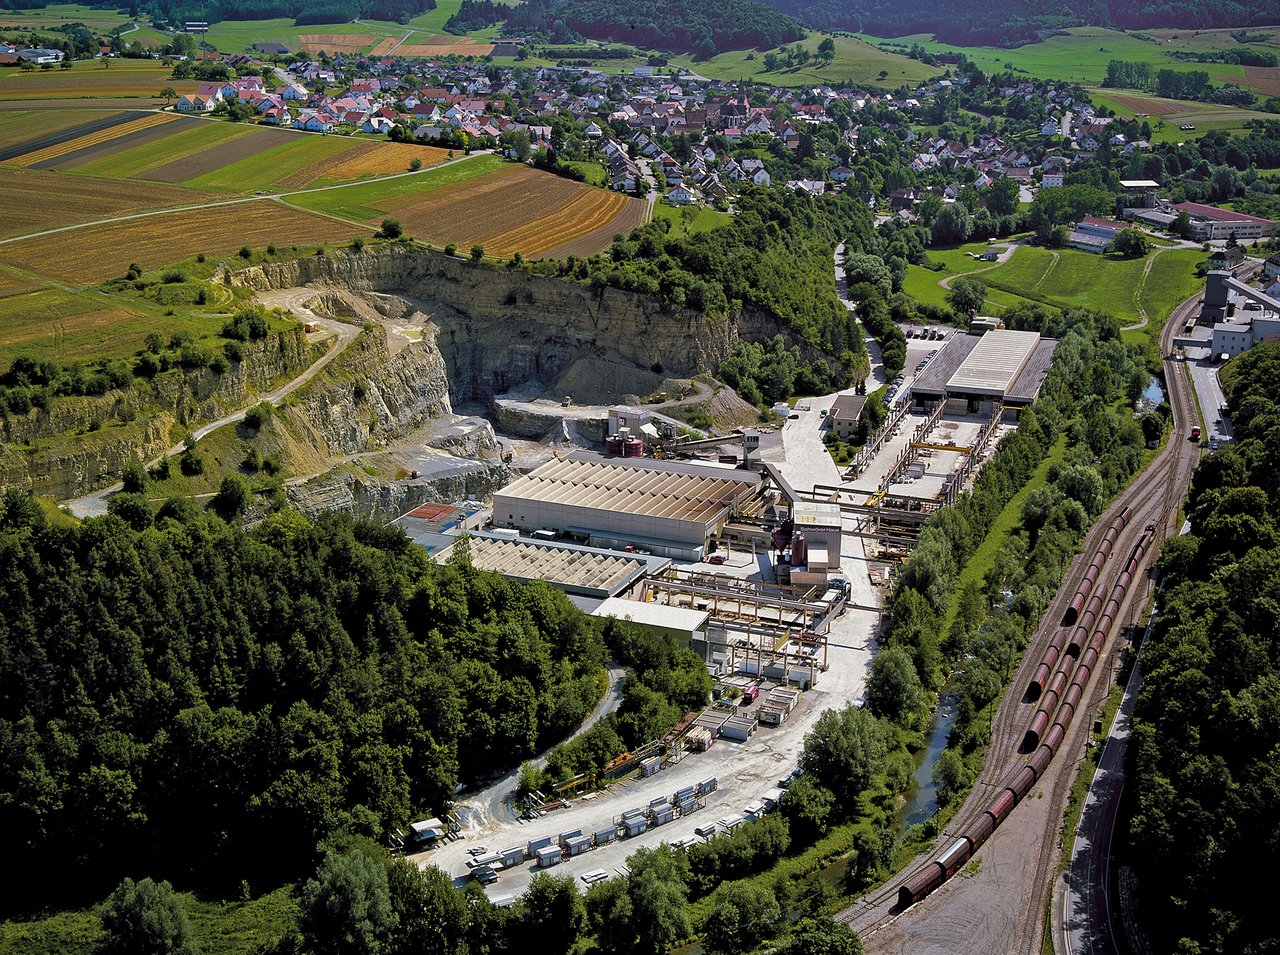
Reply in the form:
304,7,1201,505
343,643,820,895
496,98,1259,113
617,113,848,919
791,535,808,567
623,437,644,457
604,435,623,455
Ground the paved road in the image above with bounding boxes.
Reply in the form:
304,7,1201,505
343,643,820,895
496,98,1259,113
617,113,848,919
64,300,359,517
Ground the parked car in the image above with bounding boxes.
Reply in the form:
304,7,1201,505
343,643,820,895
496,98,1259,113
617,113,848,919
707,554,727,565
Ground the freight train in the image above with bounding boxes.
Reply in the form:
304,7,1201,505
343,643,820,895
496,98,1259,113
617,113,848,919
897,519,1153,909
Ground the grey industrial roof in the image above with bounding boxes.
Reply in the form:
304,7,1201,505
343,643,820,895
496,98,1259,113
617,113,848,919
909,333,979,398
948,329,1041,397
1005,339,1059,403
494,455,759,525
593,596,710,632
456,535,648,597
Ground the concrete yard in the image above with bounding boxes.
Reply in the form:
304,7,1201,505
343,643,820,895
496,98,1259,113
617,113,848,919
416,601,877,899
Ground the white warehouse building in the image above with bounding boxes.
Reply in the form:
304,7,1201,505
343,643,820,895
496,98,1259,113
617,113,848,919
490,454,762,560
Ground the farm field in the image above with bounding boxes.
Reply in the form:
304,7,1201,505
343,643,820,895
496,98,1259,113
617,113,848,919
0,60,196,102
1087,88,1277,142
0,108,116,156
671,33,938,87
2,110,182,168
63,117,262,179
0,2,133,33
869,26,1280,92
0,201,366,285
0,167,215,238
287,158,643,258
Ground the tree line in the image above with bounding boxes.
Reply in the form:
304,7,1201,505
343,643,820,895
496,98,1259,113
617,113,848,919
503,0,805,57
1126,342,1280,955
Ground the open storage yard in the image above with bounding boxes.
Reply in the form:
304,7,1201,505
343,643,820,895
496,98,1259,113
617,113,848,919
0,202,365,284
289,160,645,258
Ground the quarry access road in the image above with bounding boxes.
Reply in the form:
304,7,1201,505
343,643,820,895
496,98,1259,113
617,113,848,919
63,299,358,518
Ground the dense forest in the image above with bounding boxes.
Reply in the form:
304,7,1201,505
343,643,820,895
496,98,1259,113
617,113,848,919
44,0,437,28
0,501,705,910
502,0,804,56
1127,343,1280,955
755,0,1270,47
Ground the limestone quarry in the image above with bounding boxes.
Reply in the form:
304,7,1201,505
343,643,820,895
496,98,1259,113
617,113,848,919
35,246,818,518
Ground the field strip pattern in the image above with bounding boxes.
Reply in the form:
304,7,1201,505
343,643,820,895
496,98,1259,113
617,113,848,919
0,202,368,284
272,141,449,190
541,197,646,259
3,112,178,167
67,120,258,180
33,114,204,171
142,124,301,184
0,109,131,162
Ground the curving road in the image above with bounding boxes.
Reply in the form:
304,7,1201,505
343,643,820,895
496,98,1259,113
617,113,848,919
64,297,359,517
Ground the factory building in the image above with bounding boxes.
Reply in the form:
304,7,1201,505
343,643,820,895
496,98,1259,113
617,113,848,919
591,597,710,652
909,328,1057,415
491,453,762,561
435,534,659,599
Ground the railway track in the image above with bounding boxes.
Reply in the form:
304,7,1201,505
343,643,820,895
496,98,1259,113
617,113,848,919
842,291,1204,949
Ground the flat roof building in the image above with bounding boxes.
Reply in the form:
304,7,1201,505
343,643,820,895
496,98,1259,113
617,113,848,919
591,597,709,650
1172,202,1278,242
491,453,761,560
910,328,1057,414
436,534,654,598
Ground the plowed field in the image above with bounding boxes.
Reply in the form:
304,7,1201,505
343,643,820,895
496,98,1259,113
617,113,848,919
397,38,493,57
0,167,216,238
2,112,180,166
0,202,367,284
384,165,641,257
1243,66,1280,96
1102,92,1177,115
273,141,450,189
299,33,374,54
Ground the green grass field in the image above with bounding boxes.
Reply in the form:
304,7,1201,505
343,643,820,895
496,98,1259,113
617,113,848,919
67,121,256,180
0,884,299,955
905,242,1205,325
184,134,357,193
652,202,733,237
671,33,939,87
283,152,506,222
869,26,1261,88
1087,88,1276,142
562,159,607,187
0,108,106,150
0,2,133,33
0,285,233,366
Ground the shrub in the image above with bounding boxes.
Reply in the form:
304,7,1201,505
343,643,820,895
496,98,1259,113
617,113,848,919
243,401,273,429
377,218,403,239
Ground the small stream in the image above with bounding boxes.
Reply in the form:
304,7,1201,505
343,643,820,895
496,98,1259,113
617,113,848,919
898,696,959,833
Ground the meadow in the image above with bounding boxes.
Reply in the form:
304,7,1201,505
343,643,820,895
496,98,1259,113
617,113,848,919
671,33,939,88
904,241,1206,326
0,59,195,102
1087,89,1276,142
652,202,733,237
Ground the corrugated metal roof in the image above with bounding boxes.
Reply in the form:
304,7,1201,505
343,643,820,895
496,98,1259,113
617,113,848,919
495,456,757,525
464,536,644,595
948,329,1041,397
593,596,709,632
